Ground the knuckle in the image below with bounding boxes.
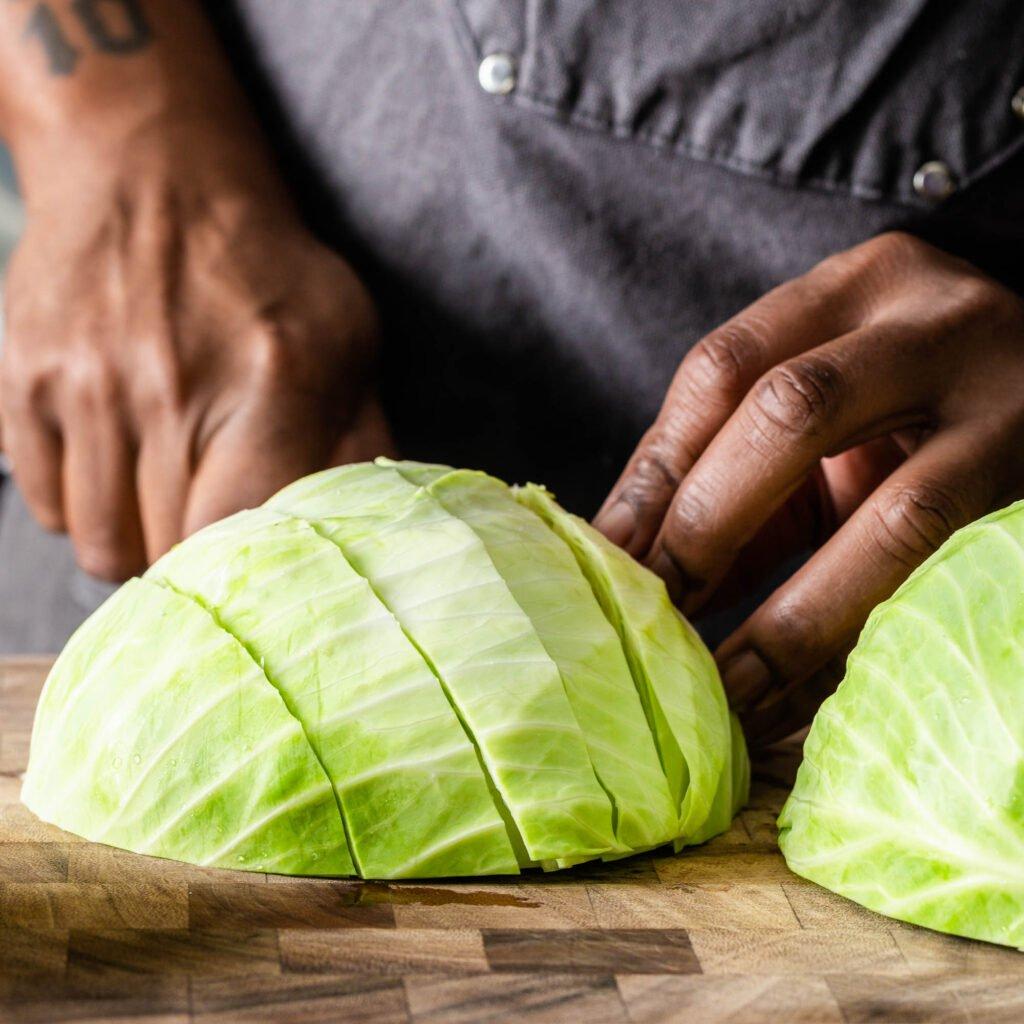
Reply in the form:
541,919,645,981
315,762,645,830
952,273,1019,328
853,231,924,277
817,231,920,290
944,272,992,316
865,230,920,262
0,360,53,417
687,323,762,399
663,482,718,570
135,355,184,417
746,355,846,448
869,481,966,569
762,595,825,666
668,485,712,540
248,323,302,389
813,246,863,286
622,430,686,506
1,342,43,394
67,349,119,410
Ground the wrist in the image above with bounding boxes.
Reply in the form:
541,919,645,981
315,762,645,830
15,103,290,217
0,1,277,212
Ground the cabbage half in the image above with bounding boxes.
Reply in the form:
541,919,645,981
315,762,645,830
23,460,745,878
779,501,1024,948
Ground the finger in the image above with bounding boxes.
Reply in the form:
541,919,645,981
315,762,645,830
0,360,65,530
136,423,192,563
695,424,913,622
330,394,398,465
740,653,849,748
699,439,907,616
63,407,146,581
1,413,65,532
691,468,835,617
715,426,1005,714
821,436,908,524
593,266,864,557
184,391,337,535
649,323,943,609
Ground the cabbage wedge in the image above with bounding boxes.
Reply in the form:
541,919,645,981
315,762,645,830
23,578,352,875
515,484,734,844
393,465,679,853
780,501,1024,948
24,459,742,878
147,508,518,878
268,463,621,865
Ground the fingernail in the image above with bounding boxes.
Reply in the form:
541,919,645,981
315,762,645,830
648,548,707,609
720,650,772,710
649,549,685,604
593,500,636,548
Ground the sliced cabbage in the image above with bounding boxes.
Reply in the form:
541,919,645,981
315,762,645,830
268,463,621,864
779,501,1024,948
22,578,351,875
515,484,733,843
690,713,749,846
24,459,743,878
393,465,679,853
147,508,518,878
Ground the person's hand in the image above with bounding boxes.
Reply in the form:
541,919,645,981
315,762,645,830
0,115,392,581
595,231,1024,745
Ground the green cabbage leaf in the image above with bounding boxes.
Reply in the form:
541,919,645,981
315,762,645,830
147,508,518,878
780,501,1024,948
22,578,351,875
515,484,733,844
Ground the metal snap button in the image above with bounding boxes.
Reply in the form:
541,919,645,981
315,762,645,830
478,52,516,95
912,161,957,202
1012,87,1024,121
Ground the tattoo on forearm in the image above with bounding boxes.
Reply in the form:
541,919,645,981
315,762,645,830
15,0,153,76
72,0,151,54
24,3,79,75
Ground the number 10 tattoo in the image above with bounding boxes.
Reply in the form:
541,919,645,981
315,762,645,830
23,0,153,76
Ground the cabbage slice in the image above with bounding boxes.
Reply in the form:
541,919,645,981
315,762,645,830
268,464,621,864
394,465,678,852
779,502,1024,948
688,713,749,846
147,508,519,879
515,484,733,842
730,713,751,819
22,578,351,875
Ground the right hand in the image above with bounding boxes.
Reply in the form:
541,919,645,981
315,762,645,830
0,115,393,581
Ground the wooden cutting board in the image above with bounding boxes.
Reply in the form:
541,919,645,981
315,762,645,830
2,656,1023,1023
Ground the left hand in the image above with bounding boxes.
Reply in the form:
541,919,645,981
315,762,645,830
595,231,1024,746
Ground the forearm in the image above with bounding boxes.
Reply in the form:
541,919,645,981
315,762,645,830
0,0,281,209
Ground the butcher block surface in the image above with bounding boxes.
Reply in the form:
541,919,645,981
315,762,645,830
2,655,1023,1023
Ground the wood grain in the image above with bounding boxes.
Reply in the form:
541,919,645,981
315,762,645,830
1,656,1022,1022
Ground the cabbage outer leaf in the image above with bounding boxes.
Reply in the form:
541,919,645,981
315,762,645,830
23,578,351,876
779,501,1024,948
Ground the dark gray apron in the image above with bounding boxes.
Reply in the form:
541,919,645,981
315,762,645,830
3,0,1023,652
